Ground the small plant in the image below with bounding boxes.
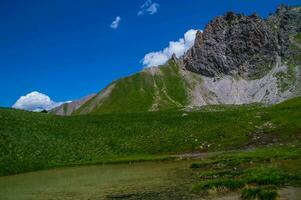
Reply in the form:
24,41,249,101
244,167,286,185
192,179,245,193
241,185,278,200
199,169,242,179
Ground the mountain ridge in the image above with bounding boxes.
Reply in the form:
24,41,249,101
51,5,301,115
50,94,96,115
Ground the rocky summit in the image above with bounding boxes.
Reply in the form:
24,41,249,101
183,5,301,79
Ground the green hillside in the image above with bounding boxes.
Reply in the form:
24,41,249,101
74,61,189,114
1,97,301,176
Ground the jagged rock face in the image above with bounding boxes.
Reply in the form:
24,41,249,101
184,6,301,79
268,5,301,58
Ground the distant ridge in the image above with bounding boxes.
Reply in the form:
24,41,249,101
50,94,96,115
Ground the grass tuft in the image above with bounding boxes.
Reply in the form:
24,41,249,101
244,167,287,185
241,185,278,200
192,179,245,193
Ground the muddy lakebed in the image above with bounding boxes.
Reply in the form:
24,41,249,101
0,160,200,200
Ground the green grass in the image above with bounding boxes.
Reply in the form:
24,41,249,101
244,167,289,185
241,185,278,200
1,97,301,176
90,72,156,114
192,164,300,195
190,145,301,197
158,61,188,106
191,179,245,193
73,61,189,114
190,145,301,170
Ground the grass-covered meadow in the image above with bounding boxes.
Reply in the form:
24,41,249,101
0,96,301,176
190,145,301,199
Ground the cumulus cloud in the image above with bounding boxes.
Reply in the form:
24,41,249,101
110,16,121,29
12,91,68,112
142,29,200,67
138,0,159,16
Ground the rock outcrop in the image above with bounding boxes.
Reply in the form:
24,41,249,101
268,5,301,58
183,5,301,79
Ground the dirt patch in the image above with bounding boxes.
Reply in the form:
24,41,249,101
204,193,240,200
173,152,221,160
245,131,279,148
279,187,301,200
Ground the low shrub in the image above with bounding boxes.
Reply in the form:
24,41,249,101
244,167,287,185
241,185,278,200
192,179,245,193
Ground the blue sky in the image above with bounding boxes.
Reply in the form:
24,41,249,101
1,0,300,108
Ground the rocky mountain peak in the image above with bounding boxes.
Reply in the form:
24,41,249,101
183,5,300,79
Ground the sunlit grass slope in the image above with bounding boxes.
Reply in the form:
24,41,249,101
0,97,301,176
74,61,188,114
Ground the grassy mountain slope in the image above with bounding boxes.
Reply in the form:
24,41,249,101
1,97,301,176
74,61,189,114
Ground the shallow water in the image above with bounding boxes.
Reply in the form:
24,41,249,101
0,160,195,200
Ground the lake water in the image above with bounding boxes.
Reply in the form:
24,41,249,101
0,160,196,200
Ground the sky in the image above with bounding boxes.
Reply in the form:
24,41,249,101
1,0,300,109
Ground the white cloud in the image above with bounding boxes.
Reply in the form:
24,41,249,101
110,16,121,29
12,91,68,112
142,29,200,67
138,0,159,16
